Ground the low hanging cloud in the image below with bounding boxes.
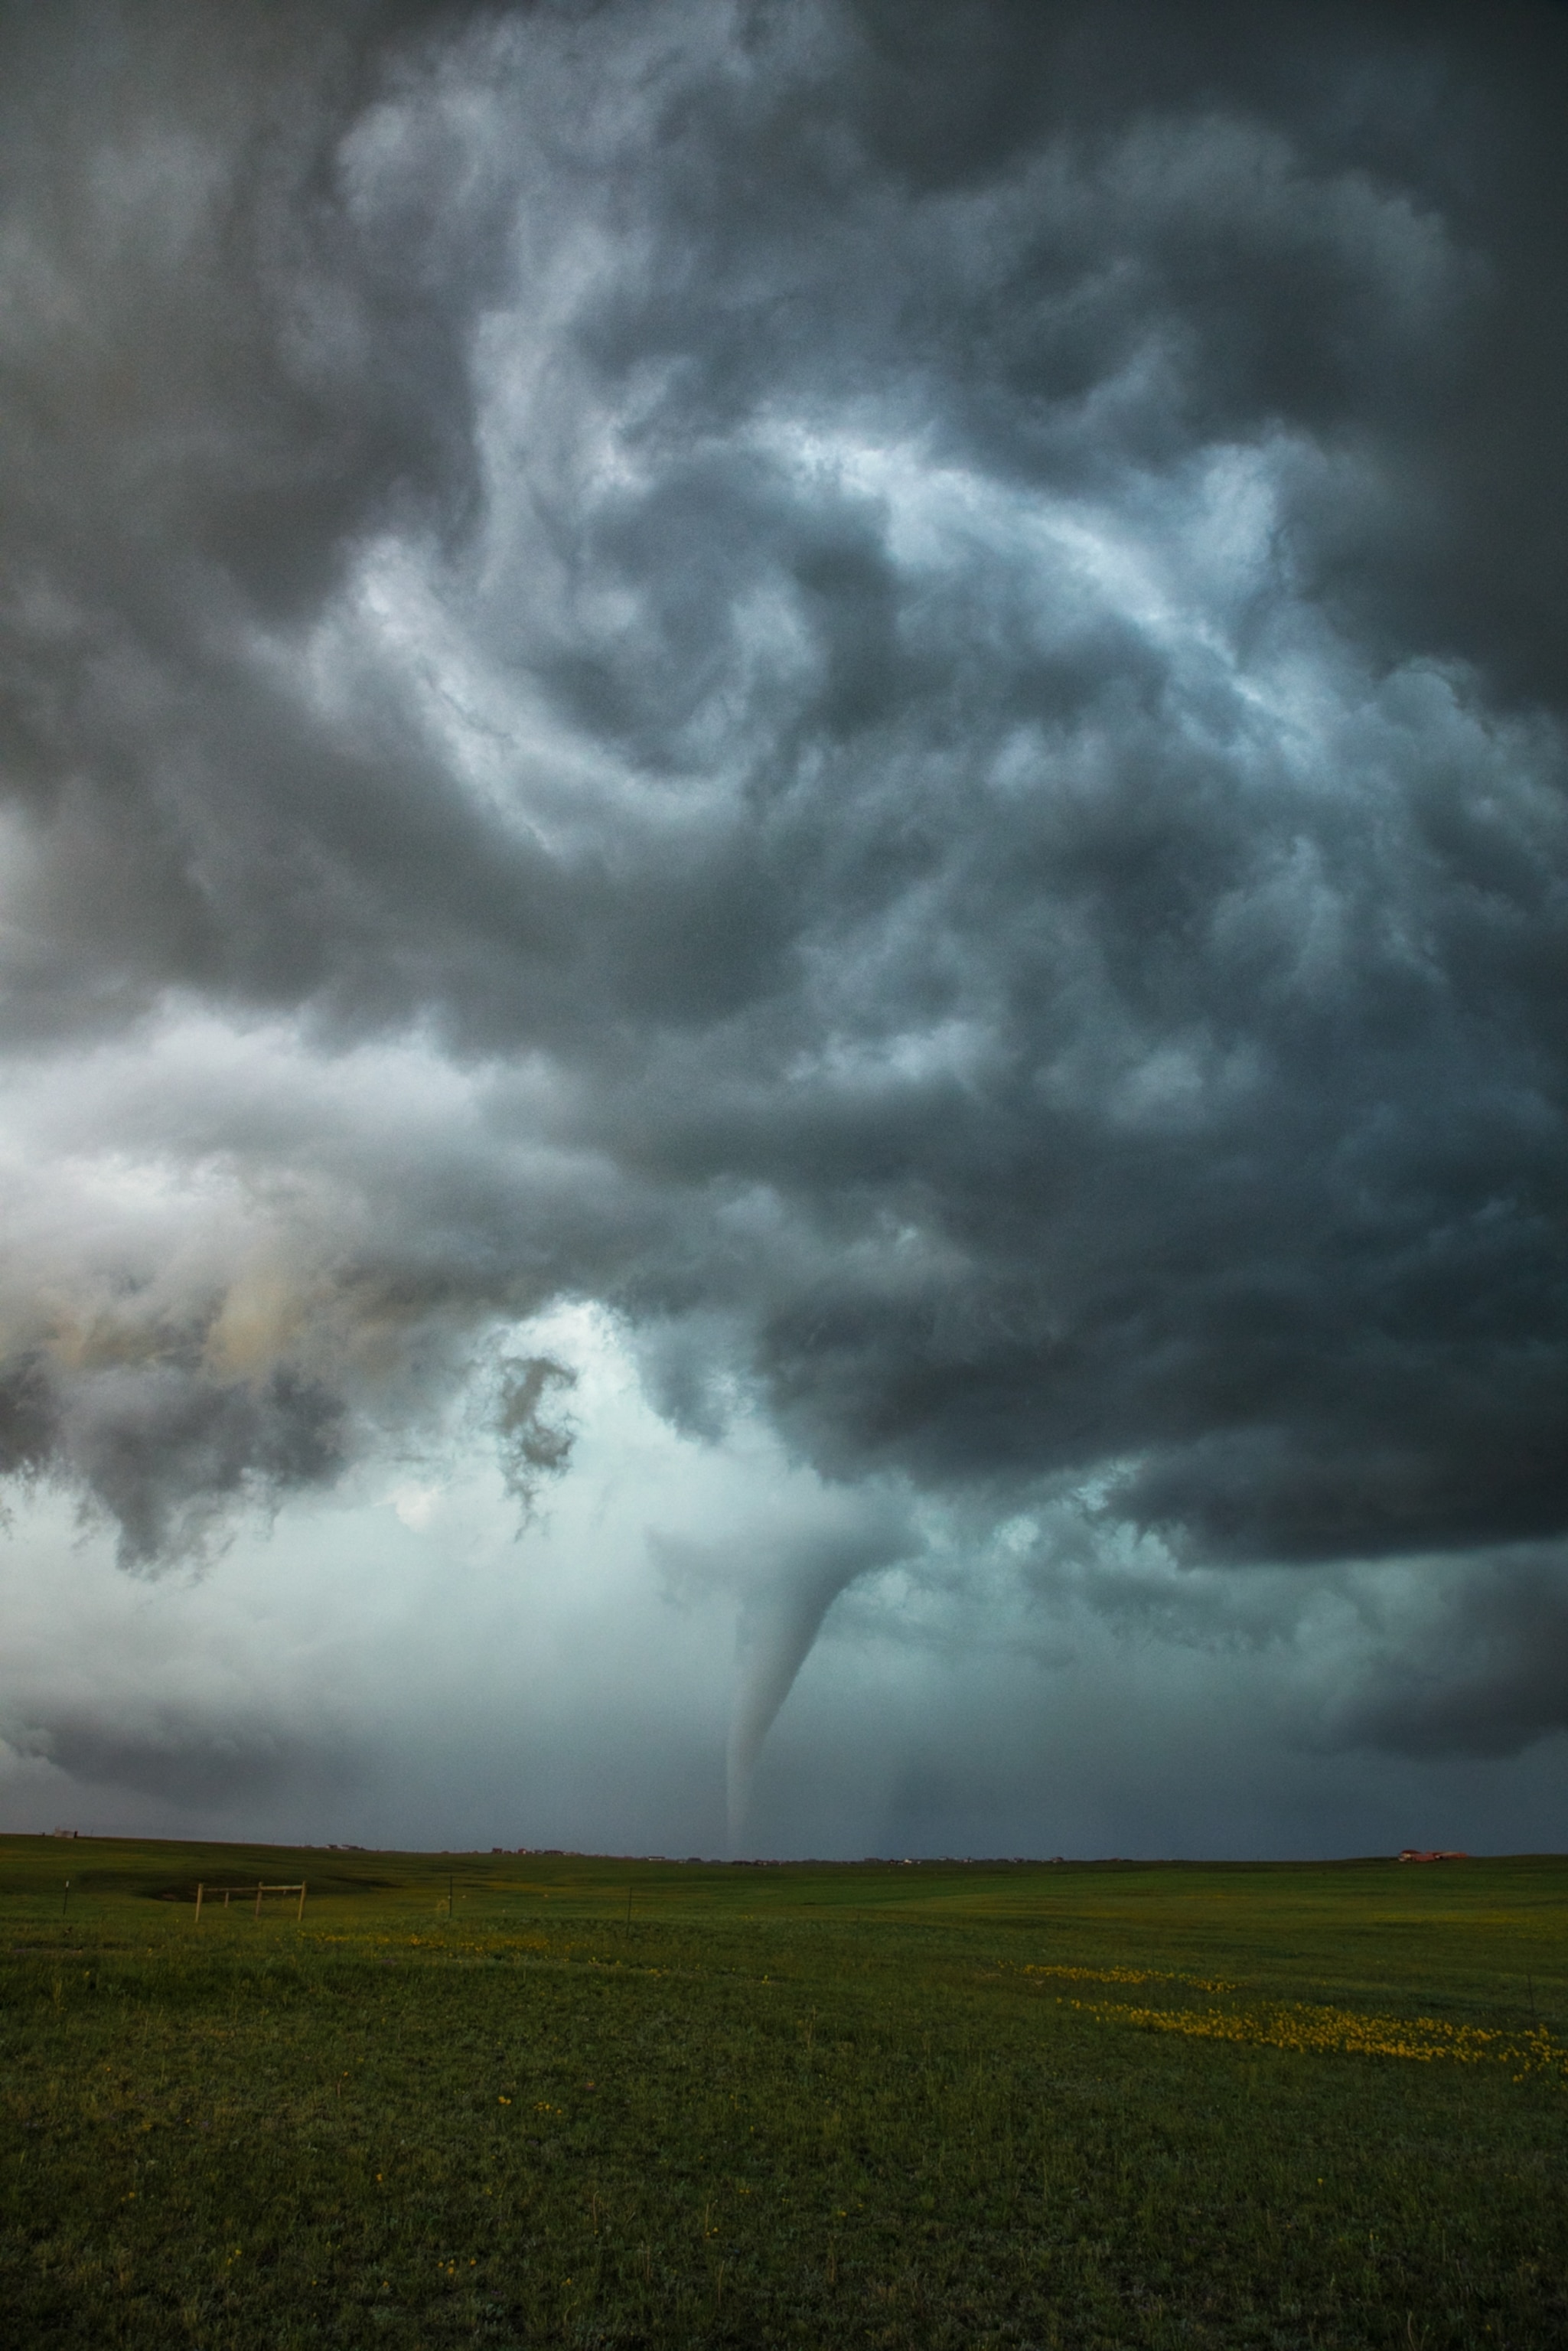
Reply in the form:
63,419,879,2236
1,0,1566,1785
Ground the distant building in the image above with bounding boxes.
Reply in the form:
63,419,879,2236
1398,1848,1469,1862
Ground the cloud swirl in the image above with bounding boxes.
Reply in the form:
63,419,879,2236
1,1,1565,1779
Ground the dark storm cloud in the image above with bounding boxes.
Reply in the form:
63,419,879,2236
11,1701,355,1807
0,1355,55,1484
57,1363,346,1573
1,1,1566,1752
1328,1550,1568,1762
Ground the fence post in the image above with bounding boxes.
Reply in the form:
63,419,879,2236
255,1882,263,1920
296,1882,307,1923
194,1883,204,1923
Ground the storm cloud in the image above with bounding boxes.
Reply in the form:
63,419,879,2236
1,0,1566,1841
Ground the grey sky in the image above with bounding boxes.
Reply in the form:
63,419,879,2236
2,0,1565,1854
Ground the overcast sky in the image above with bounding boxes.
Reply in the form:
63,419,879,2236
2,0,1566,1858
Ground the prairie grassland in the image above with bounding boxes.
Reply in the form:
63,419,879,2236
1,1837,1565,2348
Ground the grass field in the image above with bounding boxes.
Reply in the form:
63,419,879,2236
2,1836,1565,2348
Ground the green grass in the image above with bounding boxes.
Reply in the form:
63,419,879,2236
2,1837,1566,2347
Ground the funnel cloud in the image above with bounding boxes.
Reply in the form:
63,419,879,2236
1,0,1566,1854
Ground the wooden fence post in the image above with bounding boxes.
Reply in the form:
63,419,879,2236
194,1883,204,1923
255,1881,263,1920
296,1881,307,1922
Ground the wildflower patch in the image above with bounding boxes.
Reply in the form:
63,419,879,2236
1074,1997,1568,2082
1022,1962,1237,1994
